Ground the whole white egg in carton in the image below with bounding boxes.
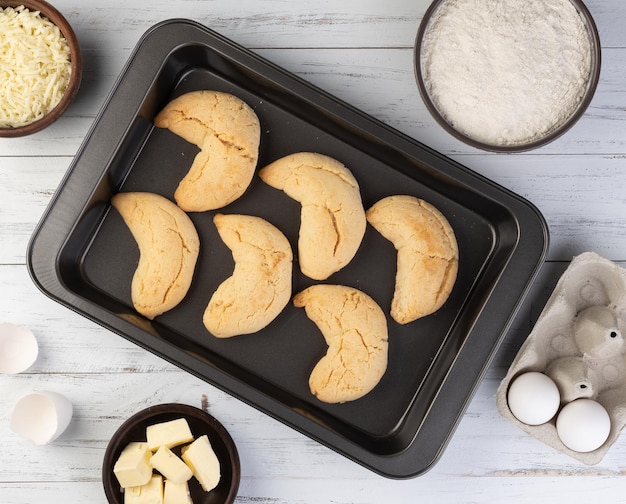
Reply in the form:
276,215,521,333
496,252,626,464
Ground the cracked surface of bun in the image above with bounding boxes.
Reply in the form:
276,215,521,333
154,90,260,211
204,213,293,338
111,192,200,320
294,284,388,403
366,195,458,324
258,152,366,280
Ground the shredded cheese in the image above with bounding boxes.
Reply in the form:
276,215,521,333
0,6,72,128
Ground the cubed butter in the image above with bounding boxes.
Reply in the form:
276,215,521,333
163,479,193,504
150,445,193,484
146,418,194,450
113,442,153,489
125,474,164,504
181,434,220,492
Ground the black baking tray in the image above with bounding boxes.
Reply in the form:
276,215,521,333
27,20,548,478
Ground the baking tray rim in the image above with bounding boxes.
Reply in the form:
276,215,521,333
26,19,549,478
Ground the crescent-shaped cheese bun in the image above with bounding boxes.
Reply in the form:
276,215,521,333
258,152,366,280
154,90,260,212
111,192,200,320
203,214,293,338
366,195,458,324
293,284,388,403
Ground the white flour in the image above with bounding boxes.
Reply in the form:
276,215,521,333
420,0,593,147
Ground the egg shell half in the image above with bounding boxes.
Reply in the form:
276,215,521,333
0,323,38,374
10,391,73,445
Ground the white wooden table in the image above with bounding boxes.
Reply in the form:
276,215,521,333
2,1,626,502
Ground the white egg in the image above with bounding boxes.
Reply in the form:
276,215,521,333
556,398,611,453
0,323,38,374
507,371,561,425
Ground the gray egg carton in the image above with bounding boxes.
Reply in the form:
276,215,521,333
496,252,626,464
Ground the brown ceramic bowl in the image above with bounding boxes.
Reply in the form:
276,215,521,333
0,0,82,137
103,403,240,504
415,0,601,152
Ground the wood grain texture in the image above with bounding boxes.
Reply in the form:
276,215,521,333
1,0,626,503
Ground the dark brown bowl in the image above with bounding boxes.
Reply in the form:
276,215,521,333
102,403,240,504
0,0,82,137
414,0,601,152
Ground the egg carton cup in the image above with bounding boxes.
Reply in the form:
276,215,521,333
496,252,626,464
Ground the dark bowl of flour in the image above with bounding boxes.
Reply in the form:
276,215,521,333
415,0,601,152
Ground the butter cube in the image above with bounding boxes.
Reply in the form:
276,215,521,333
125,474,164,504
113,442,153,489
146,418,194,450
150,445,193,484
181,435,220,492
163,480,193,504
